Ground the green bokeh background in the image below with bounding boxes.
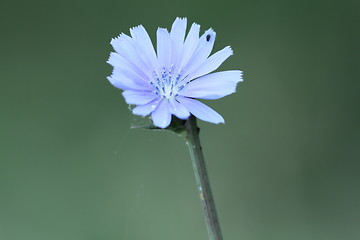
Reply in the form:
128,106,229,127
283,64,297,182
1,0,359,239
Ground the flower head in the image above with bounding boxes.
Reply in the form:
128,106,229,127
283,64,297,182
107,17,243,128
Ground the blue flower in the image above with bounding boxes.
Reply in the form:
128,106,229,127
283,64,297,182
107,17,243,128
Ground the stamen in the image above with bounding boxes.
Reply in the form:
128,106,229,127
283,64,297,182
150,66,184,99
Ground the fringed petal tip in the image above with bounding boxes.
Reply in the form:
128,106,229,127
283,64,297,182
110,33,125,44
238,70,244,82
173,17,188,24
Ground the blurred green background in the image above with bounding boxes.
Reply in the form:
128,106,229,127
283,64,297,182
1,0,359,239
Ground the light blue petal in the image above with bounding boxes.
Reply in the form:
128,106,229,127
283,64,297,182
177,97,224,124
107,52,149,81
189,46,233,80
170,17,187,67
151,100,172,128
169,99,190,119
107,68,150,91
180,70,243,100
110,34,151,75
130,25,158,69
132,98,161,116
183,29,216,77
170,17,187,44
178,23,200,70
122,90,158,105
156,28,171,68
107,52,124,68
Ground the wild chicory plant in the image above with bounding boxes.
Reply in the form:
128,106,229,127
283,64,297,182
107,17,243,240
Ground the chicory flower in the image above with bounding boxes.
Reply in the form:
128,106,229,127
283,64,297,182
107,17,243,128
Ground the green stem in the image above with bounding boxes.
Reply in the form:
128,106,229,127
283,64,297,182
185,115,223,240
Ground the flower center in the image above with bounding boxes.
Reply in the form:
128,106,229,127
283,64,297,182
150,67,185,100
